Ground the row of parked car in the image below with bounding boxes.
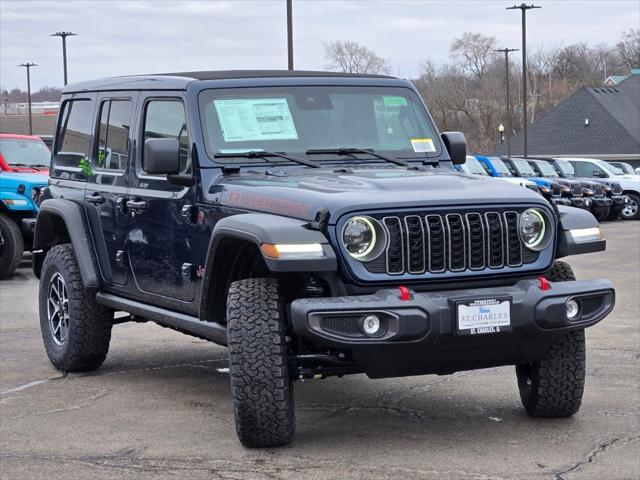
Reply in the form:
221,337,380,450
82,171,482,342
1,132,639,278
457,155,640,222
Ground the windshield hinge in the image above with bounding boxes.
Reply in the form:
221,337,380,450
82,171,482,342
309,209,330,231
222,166,240,175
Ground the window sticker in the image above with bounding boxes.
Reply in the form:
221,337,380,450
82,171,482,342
214,98,298,142
382,96,408,107
411,138,436,153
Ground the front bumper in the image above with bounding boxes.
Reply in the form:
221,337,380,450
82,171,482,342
553,198,572,206
611,195,627,212
291,278,614,378
570,197,591,209
592,197,613,208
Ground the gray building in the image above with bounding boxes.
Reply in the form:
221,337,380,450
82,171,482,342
495,72,640,167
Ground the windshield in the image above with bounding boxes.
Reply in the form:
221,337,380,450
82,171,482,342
535,161,559,177
511,159,536,176
488,157,512,176
199,86,441,164
0,138,50,166
465,156,488,175
554,159,574,176
597,160,624,175
612,162,637,175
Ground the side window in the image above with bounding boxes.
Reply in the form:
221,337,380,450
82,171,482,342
56,99,94,167
96,100,133,172
142,99,189,174
574,161,605,178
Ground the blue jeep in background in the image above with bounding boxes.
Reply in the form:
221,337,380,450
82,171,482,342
0,172,48,277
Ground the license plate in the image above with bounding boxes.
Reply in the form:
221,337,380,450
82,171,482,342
456,298,512,335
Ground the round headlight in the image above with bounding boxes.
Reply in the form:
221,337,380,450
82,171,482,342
342,216,386,260
519,208,549,251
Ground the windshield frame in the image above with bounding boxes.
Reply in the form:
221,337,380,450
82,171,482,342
195,81,445,167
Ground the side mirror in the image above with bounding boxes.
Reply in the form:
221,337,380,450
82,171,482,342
441,132,466,165
592,169,606,178
143,138,180,175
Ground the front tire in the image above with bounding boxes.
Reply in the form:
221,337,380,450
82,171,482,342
0,213,24,278
621,192,640,220
39,244,113,372
227,278,295,448
516,261,586,417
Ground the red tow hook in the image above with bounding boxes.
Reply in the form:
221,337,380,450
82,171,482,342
538,276,551,291
398,286,412,301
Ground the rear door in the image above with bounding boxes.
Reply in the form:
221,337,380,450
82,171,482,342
126,93,198,306
84,92,137,288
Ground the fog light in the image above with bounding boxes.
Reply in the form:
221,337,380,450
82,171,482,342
361,315,381,336
566,299,580,320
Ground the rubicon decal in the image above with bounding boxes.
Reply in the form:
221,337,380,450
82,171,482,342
223,191,312,218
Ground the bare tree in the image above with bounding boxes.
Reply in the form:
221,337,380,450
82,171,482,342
450,32,497,79
324,40,392,75
615,28,640,70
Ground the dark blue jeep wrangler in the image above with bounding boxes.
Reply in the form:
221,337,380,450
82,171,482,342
33,71,615,448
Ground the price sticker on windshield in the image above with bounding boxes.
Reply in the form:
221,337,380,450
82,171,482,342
411,138,436,153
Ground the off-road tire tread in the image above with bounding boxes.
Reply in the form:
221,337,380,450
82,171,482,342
227,278,295,448
40,244,112,372
0,213,24,278
516,261,585,417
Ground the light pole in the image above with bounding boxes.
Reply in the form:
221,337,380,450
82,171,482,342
506,3,540,158
286,0,293,70
18,63,37,135
51,31,77,85
498,124,505,144
494,47,518,158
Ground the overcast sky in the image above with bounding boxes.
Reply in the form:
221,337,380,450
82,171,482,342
1,0,638,91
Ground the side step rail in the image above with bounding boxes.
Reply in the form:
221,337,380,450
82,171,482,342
96,293,227,346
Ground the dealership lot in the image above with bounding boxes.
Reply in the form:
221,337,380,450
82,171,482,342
1,221,638,480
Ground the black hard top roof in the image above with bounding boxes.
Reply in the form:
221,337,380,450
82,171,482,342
63,70,397,93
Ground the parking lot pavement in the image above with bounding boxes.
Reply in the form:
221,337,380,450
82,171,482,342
0,222,638,480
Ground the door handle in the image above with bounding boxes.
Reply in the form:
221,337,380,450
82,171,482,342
85,192,104,205
125,199,147,211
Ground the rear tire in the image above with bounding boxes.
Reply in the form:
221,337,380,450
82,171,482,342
621,192,640,220
39,244,113,372
516,261,585,417
227,278,295,448
0,213,24,279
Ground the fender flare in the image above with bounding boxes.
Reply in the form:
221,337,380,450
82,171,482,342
32,199,101,287
555,205,606,258
198,213,337,321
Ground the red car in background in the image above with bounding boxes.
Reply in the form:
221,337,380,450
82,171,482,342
0,134,51,173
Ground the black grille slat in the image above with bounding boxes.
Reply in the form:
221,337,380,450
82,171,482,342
593,184,604,196
504,211,522,267
572,183,582,196
612,183,622,195
466,213,485,270
425,215,446,272
404,215,426,273
383,217,404,274
485,212,504,268
446,214,466,271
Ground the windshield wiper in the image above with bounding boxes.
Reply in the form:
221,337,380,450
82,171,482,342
305,148,409,167
214,150,320,168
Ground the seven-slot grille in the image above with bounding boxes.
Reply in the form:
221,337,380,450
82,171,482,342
612,183,622,195
571,183,582,196
362,209,542,276
593,184,604,196
550,184,562,197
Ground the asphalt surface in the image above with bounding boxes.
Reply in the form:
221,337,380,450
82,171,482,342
1,222,639,480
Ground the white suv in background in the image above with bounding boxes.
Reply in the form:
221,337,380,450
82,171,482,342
565,157,640,220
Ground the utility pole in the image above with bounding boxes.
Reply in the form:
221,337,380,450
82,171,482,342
18,63,37,135
286,0,294,70
494,47,519,158
51,31,77,85
506,3,540,157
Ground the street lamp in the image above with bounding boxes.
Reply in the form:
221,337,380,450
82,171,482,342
498,124,505,144
494,47,519,158
51,31,77,86
286,0,293,70
506,3,541,158
18,63,37,135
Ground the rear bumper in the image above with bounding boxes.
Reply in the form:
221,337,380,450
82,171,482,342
290,278,614,378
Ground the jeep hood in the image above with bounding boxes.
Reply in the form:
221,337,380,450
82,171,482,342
206,167,548,223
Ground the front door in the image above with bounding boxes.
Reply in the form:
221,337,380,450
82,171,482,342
84,93,137,287
126,94,198,305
